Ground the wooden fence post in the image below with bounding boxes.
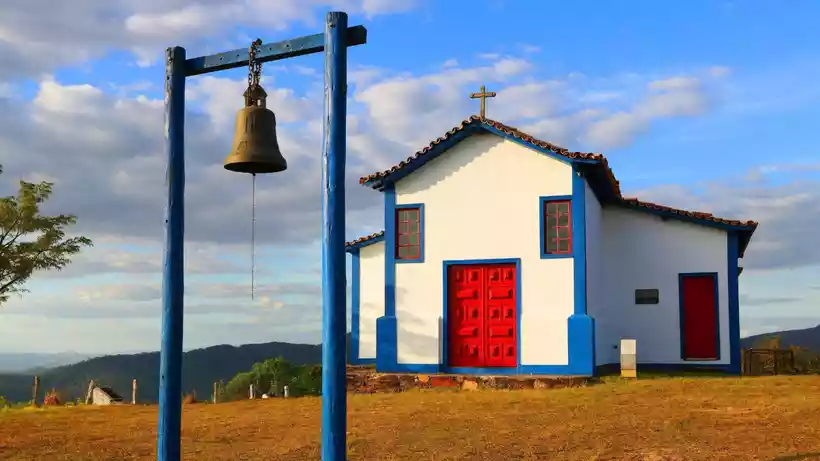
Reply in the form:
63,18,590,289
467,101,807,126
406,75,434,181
132,379,138,404
212,382,218,404
32,376,40,406
85,380,95,405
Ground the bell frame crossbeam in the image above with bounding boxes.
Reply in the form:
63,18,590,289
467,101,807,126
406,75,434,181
160,11,366,461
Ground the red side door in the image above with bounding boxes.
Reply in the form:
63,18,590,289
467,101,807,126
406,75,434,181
680,274,719,360
447,263,517,368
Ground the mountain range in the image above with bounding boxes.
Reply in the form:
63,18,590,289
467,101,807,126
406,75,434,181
0,326,816,404
0,340,329,404
740,324,820,350
0,352,90,373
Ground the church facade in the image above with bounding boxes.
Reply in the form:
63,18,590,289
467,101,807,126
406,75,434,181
346,116,757,376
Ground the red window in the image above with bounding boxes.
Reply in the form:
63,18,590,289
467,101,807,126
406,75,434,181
543,200,572,254
396,207,421,260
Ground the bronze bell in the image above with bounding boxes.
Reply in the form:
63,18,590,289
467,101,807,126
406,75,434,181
224,85,288,174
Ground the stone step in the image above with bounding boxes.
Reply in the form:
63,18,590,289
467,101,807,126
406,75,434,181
345,366,596,394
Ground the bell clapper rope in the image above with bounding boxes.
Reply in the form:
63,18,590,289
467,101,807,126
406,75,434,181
251,173,256,301
247,38,262,302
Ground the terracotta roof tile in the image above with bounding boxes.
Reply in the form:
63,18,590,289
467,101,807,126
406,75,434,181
355,115,757,235
358,115,625,198
345,231,384,248
621,198,758,228
359,115,606,185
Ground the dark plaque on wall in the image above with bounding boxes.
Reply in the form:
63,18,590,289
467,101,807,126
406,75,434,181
635,288,659,305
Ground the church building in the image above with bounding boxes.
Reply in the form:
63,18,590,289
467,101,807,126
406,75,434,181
346,111,757,377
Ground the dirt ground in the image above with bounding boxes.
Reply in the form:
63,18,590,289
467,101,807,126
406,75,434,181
1,376,820,461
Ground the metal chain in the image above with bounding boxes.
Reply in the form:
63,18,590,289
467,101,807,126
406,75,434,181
247,38,263,91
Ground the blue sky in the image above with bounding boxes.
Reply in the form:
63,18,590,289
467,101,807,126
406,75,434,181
0,0,817,354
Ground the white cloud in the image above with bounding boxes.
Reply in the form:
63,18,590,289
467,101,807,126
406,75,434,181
0,20,813,352
0,0,418,78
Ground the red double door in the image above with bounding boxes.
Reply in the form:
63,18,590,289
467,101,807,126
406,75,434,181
446,263,518,368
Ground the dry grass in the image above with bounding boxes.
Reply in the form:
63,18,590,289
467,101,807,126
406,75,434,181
2,376,820,461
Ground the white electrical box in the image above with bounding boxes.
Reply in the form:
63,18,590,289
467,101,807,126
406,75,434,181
620,339,637,378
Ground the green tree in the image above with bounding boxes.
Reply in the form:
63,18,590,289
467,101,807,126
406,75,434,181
0,172,92,304
290,364,322,396
223,357,323,400
223,371,253,400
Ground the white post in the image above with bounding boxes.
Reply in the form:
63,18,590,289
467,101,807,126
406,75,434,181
132,379,138,404
249,384,255,399
85,380,95,405
620,339,637,378
283,386,290,398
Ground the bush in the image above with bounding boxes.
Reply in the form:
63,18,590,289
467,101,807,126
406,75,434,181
0,396,9,409
43,389,62,406
223,357,323,400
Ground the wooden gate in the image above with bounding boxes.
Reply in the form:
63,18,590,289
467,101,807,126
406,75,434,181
742,348,795,375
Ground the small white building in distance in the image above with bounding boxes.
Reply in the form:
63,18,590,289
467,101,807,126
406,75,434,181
91,386,124,405
346,116,758,377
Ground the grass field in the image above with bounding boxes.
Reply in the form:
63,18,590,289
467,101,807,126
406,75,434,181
2,376,820,461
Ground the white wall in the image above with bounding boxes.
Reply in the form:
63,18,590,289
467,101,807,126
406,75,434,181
357,242,384,359
393,134,574,366
600,207,729,365
583,182,608,365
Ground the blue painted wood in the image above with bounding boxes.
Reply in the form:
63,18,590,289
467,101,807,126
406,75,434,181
320,11,348,461
726,232,741,374
383,185,397,318
376,184,398,371
158,46,186,461
571,169,587,317
184,25,367,76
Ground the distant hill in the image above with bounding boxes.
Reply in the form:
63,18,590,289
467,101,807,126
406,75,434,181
0,352,89,373
0,339,331,404
741,324,820,351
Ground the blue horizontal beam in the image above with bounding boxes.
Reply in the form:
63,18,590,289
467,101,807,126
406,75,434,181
184,25,367,76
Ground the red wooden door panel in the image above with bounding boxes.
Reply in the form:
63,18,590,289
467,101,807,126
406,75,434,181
681,275,719,360
447,265,485,367
447,263,517,368
484,264,517,367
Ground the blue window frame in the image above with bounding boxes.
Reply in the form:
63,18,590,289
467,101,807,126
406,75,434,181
395,203,424,263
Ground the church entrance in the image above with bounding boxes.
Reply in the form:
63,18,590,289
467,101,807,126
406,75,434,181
445,261,518,368
679,273,720,361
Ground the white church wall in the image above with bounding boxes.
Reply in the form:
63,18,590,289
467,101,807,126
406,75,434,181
583,182,610,365
357,242,384,359
600,207,730,365
393,133,575,366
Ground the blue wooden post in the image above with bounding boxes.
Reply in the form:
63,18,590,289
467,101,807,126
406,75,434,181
158,46,187,461
321,11,348,461
157,14,365,461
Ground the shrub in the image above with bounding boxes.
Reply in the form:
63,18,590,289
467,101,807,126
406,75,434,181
0,396,9,409
43,389,62,406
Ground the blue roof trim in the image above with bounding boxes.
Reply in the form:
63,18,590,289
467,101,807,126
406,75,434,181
344,232,385,253
611,201,757,257
359,118,758,256
362,121,597,190
479,124,599,165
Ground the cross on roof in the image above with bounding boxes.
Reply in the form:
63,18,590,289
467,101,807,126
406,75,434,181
470,85,496,118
